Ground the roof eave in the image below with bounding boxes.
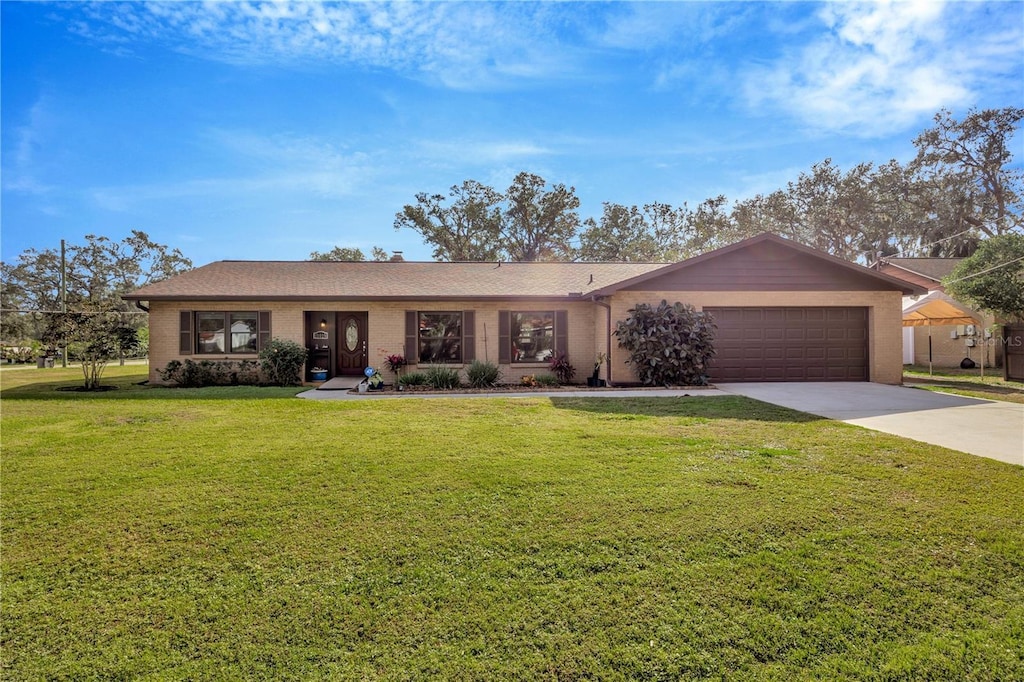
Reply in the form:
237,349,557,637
122,293,595,303
878,260,944,284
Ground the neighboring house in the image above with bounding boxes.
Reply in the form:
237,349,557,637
124,233,924,386
875,257,1000,368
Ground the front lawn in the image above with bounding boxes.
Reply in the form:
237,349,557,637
2,376,1022,679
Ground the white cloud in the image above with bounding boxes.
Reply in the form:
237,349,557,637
593,2,749,51
3,95,56,194
742,0,1022,136
67,1,581,91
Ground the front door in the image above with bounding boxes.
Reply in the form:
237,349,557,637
337,312,369,375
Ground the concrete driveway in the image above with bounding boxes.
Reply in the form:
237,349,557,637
718,382,1023,466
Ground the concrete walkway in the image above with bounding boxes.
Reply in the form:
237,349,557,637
718,382,1023,467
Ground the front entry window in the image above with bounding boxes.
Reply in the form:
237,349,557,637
345,318,359,352
229,313,258,353
418,312,462,363
197,312,226,353
511,311,555,363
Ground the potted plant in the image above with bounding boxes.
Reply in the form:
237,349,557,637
588,352,607,387
589,352,602,385
367,368,384,390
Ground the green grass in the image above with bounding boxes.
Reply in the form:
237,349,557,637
904,364,1024,404
3,372,1023,679
0,364,307,400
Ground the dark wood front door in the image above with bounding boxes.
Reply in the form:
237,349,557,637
336,312,369,375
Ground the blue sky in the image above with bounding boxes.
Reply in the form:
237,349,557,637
3,1,1022,265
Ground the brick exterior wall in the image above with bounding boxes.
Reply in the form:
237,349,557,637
147,299,602,385
149,290,906,385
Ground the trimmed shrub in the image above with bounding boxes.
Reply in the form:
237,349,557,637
158,359,262,387
534,373,560,387
398,371,428,387
467,360,501,388
233,360,261,385
614,300,716,386
548,353,576,385
259,339,308,386
424,365,461,390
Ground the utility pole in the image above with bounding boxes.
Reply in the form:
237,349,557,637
60,239,67,368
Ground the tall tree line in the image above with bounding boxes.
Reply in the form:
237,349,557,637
1,231,192,345
394,107,1023,263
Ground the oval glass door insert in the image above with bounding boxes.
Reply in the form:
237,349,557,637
345,319,359,352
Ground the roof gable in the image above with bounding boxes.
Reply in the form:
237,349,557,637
592,233,925,295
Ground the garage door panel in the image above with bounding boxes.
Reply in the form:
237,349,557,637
804,309,826,322
806,347,826,361
804,366,827,380
706,306,868,382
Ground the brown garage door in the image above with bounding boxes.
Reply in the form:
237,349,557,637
705,307,868,382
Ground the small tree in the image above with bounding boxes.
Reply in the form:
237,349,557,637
43,312,139,390
945,234,1024,322
614,300,716,386
258,339,308,386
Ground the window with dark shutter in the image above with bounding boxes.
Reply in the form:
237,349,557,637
415,312,463,363
405,311,417,363
555,310,569,356
258,311,271,351
463,311,476,362
498,311,511,364
504,310,567,364
193,310,267,355
179,311,193,354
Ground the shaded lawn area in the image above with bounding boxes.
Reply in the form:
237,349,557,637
2,376,1023,679
903,365,1024,405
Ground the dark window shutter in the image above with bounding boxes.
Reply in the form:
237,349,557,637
258,311,272,351
405,311,418,363
462,311,475,362
498,311,511,364
179,311,193,354
555,310,569,356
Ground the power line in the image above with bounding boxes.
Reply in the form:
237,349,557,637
881,228,976,260
944,255,1024,284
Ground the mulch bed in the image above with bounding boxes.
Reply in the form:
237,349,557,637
55,385,118,392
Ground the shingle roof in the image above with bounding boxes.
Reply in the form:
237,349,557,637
123,260,668,301
880,258,963,282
